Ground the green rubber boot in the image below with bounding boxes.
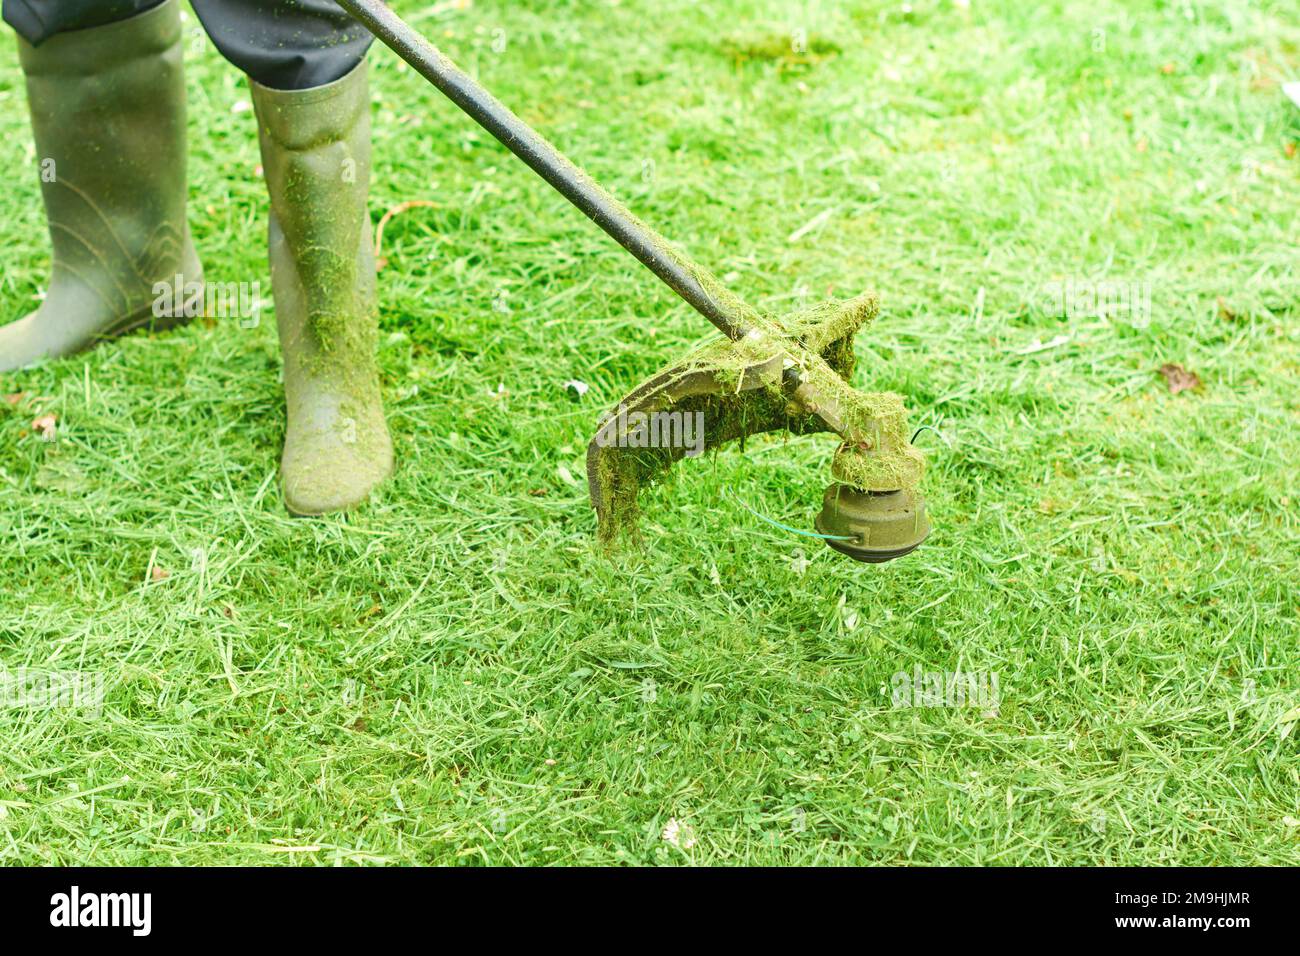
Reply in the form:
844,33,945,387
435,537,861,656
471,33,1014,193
0,0,201,373
251,63,393,516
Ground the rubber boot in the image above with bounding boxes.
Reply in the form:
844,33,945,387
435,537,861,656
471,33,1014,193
251,63,393,516
0,0,201,373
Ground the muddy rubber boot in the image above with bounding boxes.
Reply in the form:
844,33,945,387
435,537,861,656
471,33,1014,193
0,0,201,373
251,63,393,516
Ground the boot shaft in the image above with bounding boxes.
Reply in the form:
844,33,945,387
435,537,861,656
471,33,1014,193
251,63,375,358
17,0,189,292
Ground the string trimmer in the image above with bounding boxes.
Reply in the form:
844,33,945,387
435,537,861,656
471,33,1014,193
339,0,931,562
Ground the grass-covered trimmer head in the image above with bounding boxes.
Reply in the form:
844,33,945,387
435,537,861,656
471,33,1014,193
586,285,929,562
340,0,931,562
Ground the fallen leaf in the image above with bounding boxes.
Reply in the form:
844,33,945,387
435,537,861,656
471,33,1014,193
3,392,25,406
151,566,170,582
1160,62,1177,75
31,413,57,439
1158,363,1201,395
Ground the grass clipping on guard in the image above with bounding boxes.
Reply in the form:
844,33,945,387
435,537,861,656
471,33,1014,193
586,284,926,547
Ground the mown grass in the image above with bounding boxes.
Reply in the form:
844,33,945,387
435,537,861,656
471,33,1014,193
0,0,1297,865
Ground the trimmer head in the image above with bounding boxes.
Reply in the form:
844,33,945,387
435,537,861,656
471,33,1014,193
586,292,930,560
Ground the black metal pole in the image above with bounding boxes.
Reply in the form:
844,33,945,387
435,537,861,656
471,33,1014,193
337,0,749,340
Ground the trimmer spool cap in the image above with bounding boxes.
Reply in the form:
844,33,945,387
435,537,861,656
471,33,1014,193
815,483,930,563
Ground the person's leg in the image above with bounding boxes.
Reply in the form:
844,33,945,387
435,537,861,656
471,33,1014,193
192,0,391,514
0,0,201,372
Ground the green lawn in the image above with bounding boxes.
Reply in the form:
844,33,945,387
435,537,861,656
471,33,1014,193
1,0,1298,865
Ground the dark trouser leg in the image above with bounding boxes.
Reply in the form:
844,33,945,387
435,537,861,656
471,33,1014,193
2,0,164,44
7,0,372,91
189,0,373,90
